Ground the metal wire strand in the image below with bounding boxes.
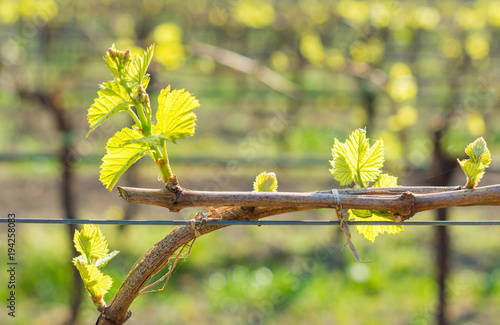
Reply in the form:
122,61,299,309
2,218,500,226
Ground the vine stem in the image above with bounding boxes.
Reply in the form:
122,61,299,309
156,139,173,183
95,205,311,325
117,184,500,219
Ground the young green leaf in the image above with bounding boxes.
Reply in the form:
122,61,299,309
86,80,132,138
100,127,151,191
458,137,491,188
349,173,403,243
124,44,154,88
73,224,109,264
465,137,491,165
95,250,120,268
253,172,278,192
73,259,113,307
330,128,384,187
72,225,118,308
373,173,397,188
349,213,404,243
154,86,200,143
458,160,485,188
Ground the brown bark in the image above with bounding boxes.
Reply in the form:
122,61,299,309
95,205,307,325
118,185,500,218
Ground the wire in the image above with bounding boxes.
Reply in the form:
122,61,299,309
2,218,500,226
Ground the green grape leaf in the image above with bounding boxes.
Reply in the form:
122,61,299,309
86,80,132,138
73,259,113,307
458,159,485,189
349,212,404,243
253,172,278,192
459,137,491,188
349,173,403,243
373,173,398,188
155,86,200,143
330,128,384,187
124,44,154,88
100,127,151,191
73,224,109,263
95,250,120,268
464,137,491,165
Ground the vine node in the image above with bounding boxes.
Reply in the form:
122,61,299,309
393,191,416,222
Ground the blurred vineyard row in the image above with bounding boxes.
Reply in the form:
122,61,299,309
1,0,500,170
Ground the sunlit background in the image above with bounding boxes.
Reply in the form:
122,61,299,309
1,0,500,324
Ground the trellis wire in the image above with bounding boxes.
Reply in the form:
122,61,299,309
2,218,500,226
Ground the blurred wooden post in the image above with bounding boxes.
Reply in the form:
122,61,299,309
18,88,83,325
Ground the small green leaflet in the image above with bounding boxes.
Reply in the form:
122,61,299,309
330,128,384,187
154,86,200,143
74,224,109,263
124,44,154,88
86,80,132,139
458,137,491,188
100,127,151,191
253,172,278,192
72,225,118,307
349,173,404,243
73,259,113,307
73,225,119,268
465,137,491,164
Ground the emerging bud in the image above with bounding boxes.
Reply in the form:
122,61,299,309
107,47,132,66
135,85,150,106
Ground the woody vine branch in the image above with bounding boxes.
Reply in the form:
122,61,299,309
117,184,500,220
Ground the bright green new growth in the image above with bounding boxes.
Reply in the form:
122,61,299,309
458,137,491,189
155,86,200,143
349,174,404,243
100,128,151,191
86,44,200,190
253,172,278,192
72,225,119,308
86,80,132,137
330,129,403,242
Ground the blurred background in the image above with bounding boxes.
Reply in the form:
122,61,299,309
1,0,500,324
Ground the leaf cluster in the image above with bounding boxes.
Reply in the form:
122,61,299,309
330,128,403,242
253,171,278,192
72,225,119,308
330,130,493,243
458,137,491,189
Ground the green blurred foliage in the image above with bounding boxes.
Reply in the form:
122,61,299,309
2,0,500,324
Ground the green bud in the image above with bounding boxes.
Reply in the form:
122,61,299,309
135,85,150,105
